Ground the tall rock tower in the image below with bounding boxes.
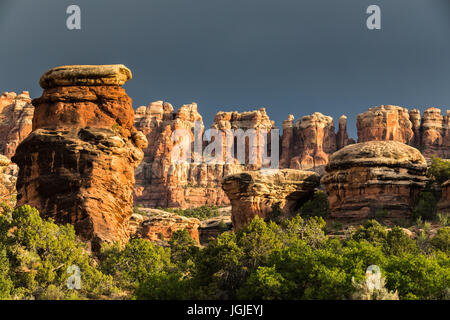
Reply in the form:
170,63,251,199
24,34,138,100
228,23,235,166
12,65,148,251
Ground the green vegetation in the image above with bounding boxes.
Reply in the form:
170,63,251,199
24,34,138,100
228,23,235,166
297,190,331,218
412,157,450,221
0,203,449,300
162,205,221,221
0,204,117,300
429,157,450,185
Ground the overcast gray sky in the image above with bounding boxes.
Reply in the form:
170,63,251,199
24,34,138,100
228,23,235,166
1,0,450,138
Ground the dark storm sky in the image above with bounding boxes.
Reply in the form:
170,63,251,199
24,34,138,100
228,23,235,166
1,0,450,138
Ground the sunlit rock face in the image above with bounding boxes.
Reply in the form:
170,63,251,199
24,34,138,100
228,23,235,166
279,112,353,174
321,141,429,220
222,169,320,229
0,91,34,158
357,105,450,159
13,65,147,251
133,105,276,209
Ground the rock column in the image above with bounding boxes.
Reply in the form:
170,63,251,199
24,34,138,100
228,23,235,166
12,65,148,251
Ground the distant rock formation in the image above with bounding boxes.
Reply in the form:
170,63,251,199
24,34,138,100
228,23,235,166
128,208,200,245
134,104,276,208
438,180,450,213
222,169,320,229
0,91,34,157
420,108,450,159
321,141,429,220
12,65,147,251
357,105,449,158
279,112,354,173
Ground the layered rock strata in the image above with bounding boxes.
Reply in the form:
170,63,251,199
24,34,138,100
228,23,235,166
0,91,34,157
222,169,320,229
279,112,353,173
321,141,429,220
12,65,147,251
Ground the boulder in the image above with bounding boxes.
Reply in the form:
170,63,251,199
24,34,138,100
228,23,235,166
321,141,429,220
222,169,320,229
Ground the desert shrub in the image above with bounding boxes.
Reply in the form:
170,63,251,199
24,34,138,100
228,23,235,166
384,252,450,299
430,227,450,254
429,157,450,185
99,238,172,291
413,191,439,221
351,220,388,246
383,227,418,256
236,265,292,300
0,205,115,300
0,245,12,299
134,272,188,300
298,190,331,218
168,229,199,273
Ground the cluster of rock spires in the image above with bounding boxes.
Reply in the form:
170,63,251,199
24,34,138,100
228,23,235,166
0,65,449,249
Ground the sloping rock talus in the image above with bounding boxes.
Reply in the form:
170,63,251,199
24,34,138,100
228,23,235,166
0,91,34,157
12,65,147,251
321,141,428,220
222,169,320,229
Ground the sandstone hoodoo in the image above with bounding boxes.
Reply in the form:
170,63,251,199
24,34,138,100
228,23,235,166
357,105,449,159
222,169,320,229
321,141,429,220
279,112,353,173
438,180,450,213
357,105,414,144
12,65,147,251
